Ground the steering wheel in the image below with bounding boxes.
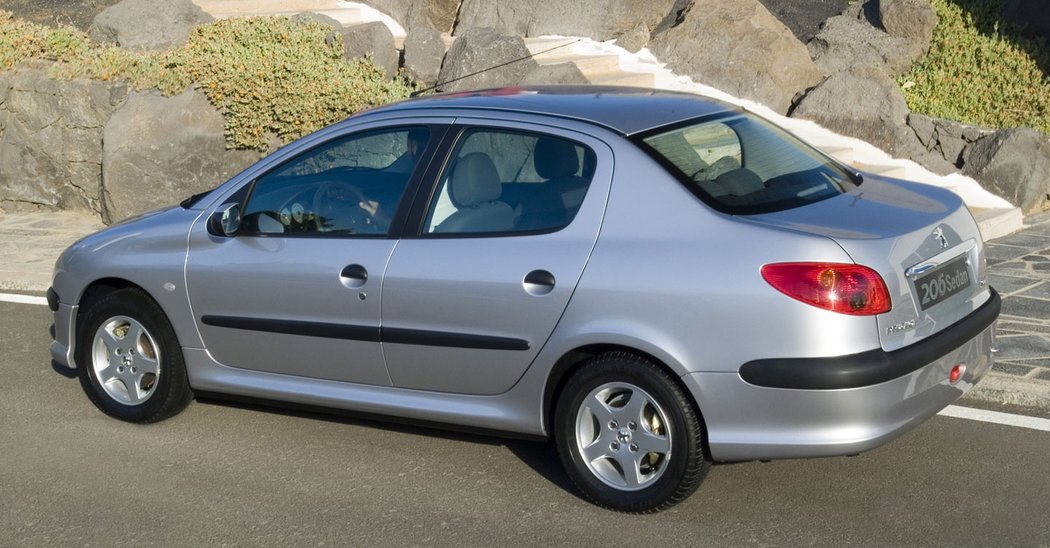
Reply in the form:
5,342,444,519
312,181,384,234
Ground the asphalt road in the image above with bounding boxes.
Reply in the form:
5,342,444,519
3,300,1050,547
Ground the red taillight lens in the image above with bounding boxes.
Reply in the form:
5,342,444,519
761,262,891,316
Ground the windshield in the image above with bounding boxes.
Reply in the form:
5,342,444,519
639,112,859,215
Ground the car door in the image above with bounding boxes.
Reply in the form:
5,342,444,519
185,120,449,385
381,121,614,395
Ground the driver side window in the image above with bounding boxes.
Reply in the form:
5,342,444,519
241,126,430,236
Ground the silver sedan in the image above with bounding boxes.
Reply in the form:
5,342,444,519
49,87,999,512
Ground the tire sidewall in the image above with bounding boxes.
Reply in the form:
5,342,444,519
76,289,186,423
555,356,701,512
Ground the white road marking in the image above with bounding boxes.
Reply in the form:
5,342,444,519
0,293,48,306
3,291,1049,431
939,405,1050,432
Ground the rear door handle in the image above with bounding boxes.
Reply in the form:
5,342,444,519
523,269,555,296
340,264,368,288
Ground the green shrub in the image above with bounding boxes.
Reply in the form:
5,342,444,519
899,0,1050,134
0,11,414,150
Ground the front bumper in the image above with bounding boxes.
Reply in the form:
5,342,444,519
687,291,999,462
50,301,78,369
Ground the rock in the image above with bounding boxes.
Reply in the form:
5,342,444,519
906,113,994,166
756,0,851,43
406,0,461,33
878,0,937,50
342,22,400,79
614,22,651,53
808,14,923,77
102,89,259,223
358,0,459,33
88,0,212,51
878,0,937,72
292,11,344,47
519,63,590,85
403,25,447,87
1002,0,1050,40
791,65,911,154
454,0,680,42
437,28,538,92
648,0,823,114
963,128,1050,214
0,69,126,216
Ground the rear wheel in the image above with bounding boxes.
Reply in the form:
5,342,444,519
554,352,709,512
76,288,192,423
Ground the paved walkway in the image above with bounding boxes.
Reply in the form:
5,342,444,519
968,211,1050,408
0,208,1048,409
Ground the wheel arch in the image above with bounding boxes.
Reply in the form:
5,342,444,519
542,344,709,449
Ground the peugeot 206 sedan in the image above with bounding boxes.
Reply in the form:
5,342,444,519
50,87,999,512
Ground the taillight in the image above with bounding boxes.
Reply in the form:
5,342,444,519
761,263,891,316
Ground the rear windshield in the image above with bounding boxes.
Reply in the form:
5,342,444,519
638,112,859,215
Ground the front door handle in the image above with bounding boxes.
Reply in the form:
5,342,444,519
523,269,555,296
340,264,368,288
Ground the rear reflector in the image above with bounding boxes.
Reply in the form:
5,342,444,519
949,363,965,384
761,262,892,316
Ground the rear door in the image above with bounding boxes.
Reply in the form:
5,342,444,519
380,121,614,395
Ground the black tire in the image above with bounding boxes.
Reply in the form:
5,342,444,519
554,352,710,513
76,287,193,423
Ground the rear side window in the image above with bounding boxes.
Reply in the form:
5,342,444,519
423,129,595,235
640,113,858,215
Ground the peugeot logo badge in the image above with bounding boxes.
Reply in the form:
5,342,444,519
932,227,949,249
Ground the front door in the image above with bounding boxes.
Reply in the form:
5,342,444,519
186,122,446,385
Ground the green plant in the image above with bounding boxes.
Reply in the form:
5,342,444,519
0,11,414,150
899,0,1050,134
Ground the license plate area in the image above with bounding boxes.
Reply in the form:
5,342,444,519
913,255,971,310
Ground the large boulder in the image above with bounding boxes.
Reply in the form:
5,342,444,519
907,113,992,166
963,128,1050,214
878,0,937,49
454,0,680,43
0,69,127,216
403,25,448,87
437,28,538,92
88,0,213,51
808,14,922,77
791,65,911,155
648,0,823,114
756,0,851,43
360,0,460,33
342,22,400,79
102,89,258,223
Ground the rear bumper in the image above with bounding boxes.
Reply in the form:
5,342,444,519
739,289,1000,389
687,292,998,462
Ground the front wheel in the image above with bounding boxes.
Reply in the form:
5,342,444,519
554,352,710,512
76,288,193,423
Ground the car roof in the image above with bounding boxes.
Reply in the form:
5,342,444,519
362,86,739,136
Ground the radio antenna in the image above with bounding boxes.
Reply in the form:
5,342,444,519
411,38,583,97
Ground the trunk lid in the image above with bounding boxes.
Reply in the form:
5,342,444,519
745,174,991,352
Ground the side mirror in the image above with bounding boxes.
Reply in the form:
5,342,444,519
208,203,241,237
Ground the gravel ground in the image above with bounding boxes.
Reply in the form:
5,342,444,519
757,0,851,42
1,0,119,30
